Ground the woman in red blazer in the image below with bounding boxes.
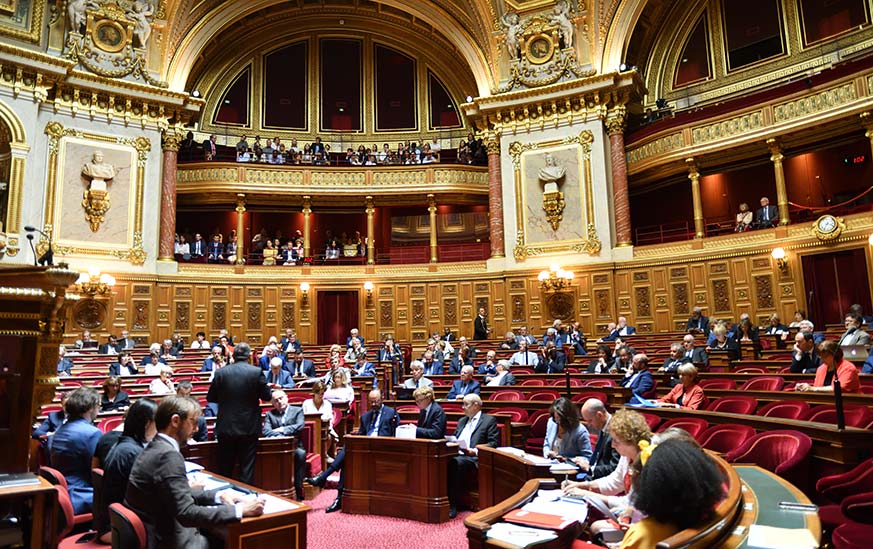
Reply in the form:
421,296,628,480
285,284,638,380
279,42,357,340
796,340,860,393
656,364,706,410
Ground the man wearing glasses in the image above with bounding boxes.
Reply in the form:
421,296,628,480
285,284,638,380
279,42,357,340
446,394,499,518
413,386,446,439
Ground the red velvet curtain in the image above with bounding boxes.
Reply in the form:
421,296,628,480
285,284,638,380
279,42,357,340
801,248,872,326
316,291,359,345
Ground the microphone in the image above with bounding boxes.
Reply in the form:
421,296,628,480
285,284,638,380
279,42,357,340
26,233,37,267
24,224,53,266
24,225,37,232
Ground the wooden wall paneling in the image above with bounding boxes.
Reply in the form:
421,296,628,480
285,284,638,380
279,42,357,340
229,286,244,337
155,284,172,339
110,282,129,332
711,278,732,316
614,271,631,323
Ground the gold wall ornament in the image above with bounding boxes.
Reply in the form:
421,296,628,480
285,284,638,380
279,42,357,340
542,190,565,230
538,152,566,230
80,149,117,231
811,215,845,241
82,188,110,231
0,0,44,43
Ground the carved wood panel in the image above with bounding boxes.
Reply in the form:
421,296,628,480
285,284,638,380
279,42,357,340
755,275,774,309
380,301,394,327
635,287,651,318
247,302,262,330
175,302,190,332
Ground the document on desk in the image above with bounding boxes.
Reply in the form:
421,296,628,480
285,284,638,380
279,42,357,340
187,472,230,491
520,498,588,523
261,493,303,514
747,524,818,549
486,522,558,547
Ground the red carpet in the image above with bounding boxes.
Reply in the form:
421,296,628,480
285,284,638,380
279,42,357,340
305,488,472,548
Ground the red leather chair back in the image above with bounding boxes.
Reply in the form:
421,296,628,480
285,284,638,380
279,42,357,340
489,389,523,401
698,379,736,390
656,417,709,440
705,395,758,415
395,405,420,414
526,389,560,402
806,405,873,428
550,378,582,387
698,424,756,454
441,402,463,413
817,457,873,504
519,379,545,386
491,407,529,423
581,378,616,387
735,367,768,374
524,412,551,454
740,376,785,392
55,485,76,539
39,466,68,489
638,412,662,431
757,400,809,419
109,502,147,549
726,429,812,490
570,392,609,405
98,416,124,433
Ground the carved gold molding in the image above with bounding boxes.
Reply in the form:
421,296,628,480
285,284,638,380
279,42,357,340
0,0,44,43
42,121,149,265
509,130,600,261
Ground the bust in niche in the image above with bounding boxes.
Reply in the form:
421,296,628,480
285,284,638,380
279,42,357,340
81,150,116,191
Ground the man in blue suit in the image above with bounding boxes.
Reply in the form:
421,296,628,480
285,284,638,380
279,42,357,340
421,350,443,376
447,365,480,400
257,345,283,371
345,328,364,348
48,387,102,514
57,346,74,376
201,346,226,372
476,350,498,375
621,353,654,398
284,349,316,378
264,357,295,389
351,352,376,379
305,389,398,513
33,391,69,439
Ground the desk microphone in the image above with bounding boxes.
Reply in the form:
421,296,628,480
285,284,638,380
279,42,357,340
24,225,54,266
834,379,845,430
26,233,37,266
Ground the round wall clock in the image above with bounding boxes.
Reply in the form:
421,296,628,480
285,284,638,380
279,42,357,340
811,214,845,241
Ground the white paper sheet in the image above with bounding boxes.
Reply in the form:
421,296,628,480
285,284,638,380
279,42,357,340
747,524,818,549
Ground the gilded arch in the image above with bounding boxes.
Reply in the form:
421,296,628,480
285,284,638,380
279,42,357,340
0,98,29,251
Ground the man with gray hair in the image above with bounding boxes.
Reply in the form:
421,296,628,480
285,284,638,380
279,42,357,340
447,365,480,399
485,359,516,386
447,393,499,517
686,306,710,336
509,339,539,368
403,360,434,389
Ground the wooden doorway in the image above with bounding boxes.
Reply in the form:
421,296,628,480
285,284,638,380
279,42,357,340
316,290,359,345
801,248,872,326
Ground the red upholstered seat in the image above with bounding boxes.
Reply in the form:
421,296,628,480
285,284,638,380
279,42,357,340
859,383,873,395
570,392,608,405
491,407,529,423
805,405,873,428
726,430,812,491
817,458,873,505
109,502,147,549
581,378,616,387
55,486,102,548
638,412,662,431
832,492,873,549
489,389,523,401
519,379,546,386
655,417,709,440
705,395,758,415
740,376,785,391
524,412,551,455
757,400,810,419
395,405,420,414
98,416,124,433
287,393,307,404
698,379,736,390
698,424,756,454
174,367,199,374
640,379,657,399
735,366,768,374
550,378,582,387
527,389,561,402
39,466,68,489
441,402,463,413
512,367,535,375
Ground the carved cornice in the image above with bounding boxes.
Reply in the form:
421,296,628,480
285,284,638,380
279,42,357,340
162,130,184,152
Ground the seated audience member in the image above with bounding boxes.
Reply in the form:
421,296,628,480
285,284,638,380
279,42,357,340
605,317,636,341
286,349,316,378
142,350,166,373
302,381,334,428
125,396,264,547
656,364,705,410
175,381,208,442
561,409,652,509
764,313,789,336
207,235,224,264
403,360,434,389
753,196,779,228
735,317,760,348
258,344,282,371
422,338,446,366
611,345,634,375
320,355,351,389
261,240,277,265
265,357,295,389
377,336,404,365
421,349,444,376
96,398,157,542
190,331,210,350
576,399,621,480
569,322,587,356
117,330,136,350
75,330,97,349
685,307,710,336
344,337,366,362
619,439,727,549
351,352,376,379
453,336,477,360
707,324,739,359
849,303,873,327
509,339,539,368
149,366,175,395
596,322,617,343
543,398,593,462
110,351,139,377
542,320,568,347
33,391,69,439
446,365,480,400
587,345,615,374
791,331,822,374
735,202,753,232
839,312,870,346
681,333,708,363
795,340,860,393
414,386,447,439
659,343,690,375
346,328,365,348
175,234,190,257
262,390,307,501
57,345,74,376
306,390,398,513
325,371,355,404
446,394,500,517
620,354,654,397
499,331,519,351
49,387,102,514
536,341,566,374
201,346,226,373
485,359,516,386
477,350,499,375
516,326,537,346
101,376,130,412
788,310,806,328
189,233,206,257
99,335,122,355
448,346,473,375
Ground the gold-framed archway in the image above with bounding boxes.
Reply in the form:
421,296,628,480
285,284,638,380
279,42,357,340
0,98,29,256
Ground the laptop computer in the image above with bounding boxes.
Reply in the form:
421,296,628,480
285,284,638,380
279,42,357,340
841,344,869,362
395,387,415,400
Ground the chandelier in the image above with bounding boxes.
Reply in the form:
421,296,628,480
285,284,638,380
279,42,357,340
76,269,116,297
538,264,574,291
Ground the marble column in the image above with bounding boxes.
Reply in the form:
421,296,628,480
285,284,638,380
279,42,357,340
365,196,375,265
686,158,704,238
427,193,438,263
606,110,632,246
486,138,505,258
234,194,246,264
158,131,183,261
302,195,312,257
766,138,790,225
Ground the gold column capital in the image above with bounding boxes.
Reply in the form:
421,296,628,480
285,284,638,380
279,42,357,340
685,157,700,178
766,137,784,161
427,193,436,212
485,139,500,155
604,105,627,136
235,193,246,213
161,131,184,152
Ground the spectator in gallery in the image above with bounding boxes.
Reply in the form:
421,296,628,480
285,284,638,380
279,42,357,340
235,135,249,154
735,202,753,232
190,233,206,257
207,234,224,264
261,240,277,266
311,137,326,164
203,134,217,161
174,234,190,256
754,196,779,228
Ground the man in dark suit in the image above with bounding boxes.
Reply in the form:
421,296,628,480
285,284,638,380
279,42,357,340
57,346,74,376
413,386,446,439
108,352,139,377
190,233,206,257
117,330,136,350
473,307,489,340
535,341,566,374
262,390,307,501
754,196,779,228
264,357,295,389
280,329,302,354
790,331,822,374
201,346,226,372
620,353,654,398
577,399,621,480
421,350,444,376
125,396,264,548
32,391,68,439
206,342,272,484
447,393,500,517
681,334,708,364
311,137,326,164
285,349,316,378
345,328,364,348
608,317,636,339
686,307,710,336
447,365,480,399
659,343,691,374
98,335,122,355
257,345,282,371
203,134,217,161
207,235,224,264
305,389,398,513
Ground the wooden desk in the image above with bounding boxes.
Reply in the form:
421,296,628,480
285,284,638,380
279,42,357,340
203,471,309,549
0,477,57,549
342,435,456,523
476,446,555,509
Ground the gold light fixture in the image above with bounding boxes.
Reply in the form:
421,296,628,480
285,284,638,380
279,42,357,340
538,264,574,291
76,268,115,297
300,282,310,307
364,281,374,306
771,247,788,272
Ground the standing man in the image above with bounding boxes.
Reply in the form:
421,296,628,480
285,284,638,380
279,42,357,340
447,394,499,517
125,396,264,547
203,134,217,161
414,386,446,439
473,307,490,340
206,342,272,484
262,390,307,501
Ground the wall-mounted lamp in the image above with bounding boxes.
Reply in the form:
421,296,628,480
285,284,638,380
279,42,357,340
538,264,574,291
300,282,310,307
771,247,788,272
76,268,115,297
868,234,873,246
364,281,374,306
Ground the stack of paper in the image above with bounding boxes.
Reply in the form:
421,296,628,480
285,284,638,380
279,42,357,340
486,523,558,547
747,525,818,549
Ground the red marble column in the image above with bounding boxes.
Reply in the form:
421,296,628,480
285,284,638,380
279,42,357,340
158,132,182,261
486,139,505,258
606,118,632,246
